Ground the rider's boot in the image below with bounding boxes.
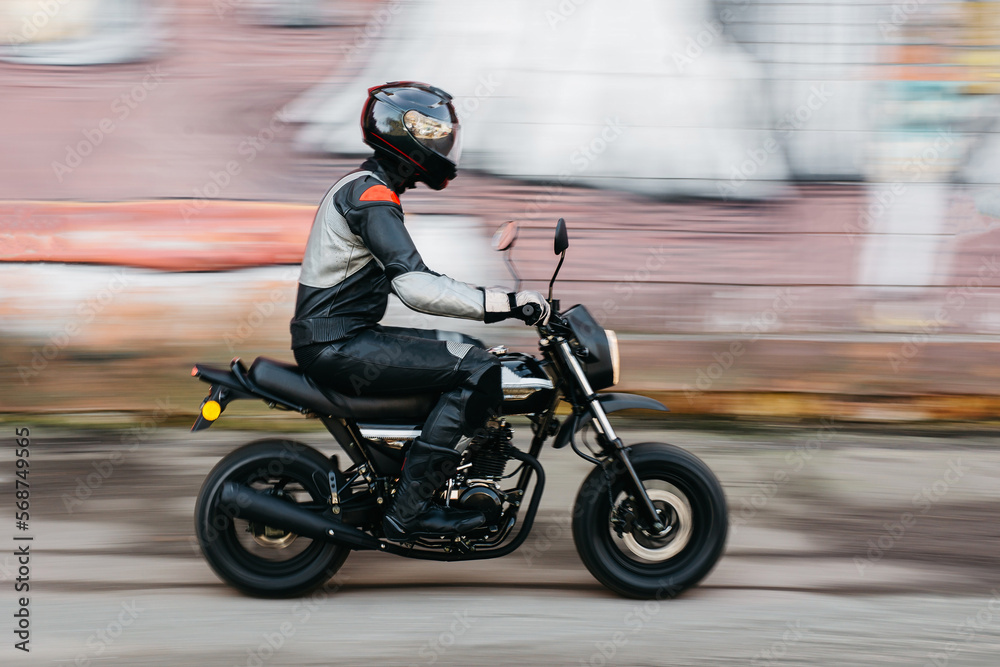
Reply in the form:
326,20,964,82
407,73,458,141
382,439,485,541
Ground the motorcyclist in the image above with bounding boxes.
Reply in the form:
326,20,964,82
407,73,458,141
290,81,550,542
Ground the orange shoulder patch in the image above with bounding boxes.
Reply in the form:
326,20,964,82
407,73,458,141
359,184,400,205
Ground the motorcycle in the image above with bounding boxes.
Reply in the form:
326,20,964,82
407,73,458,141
191,218,728,599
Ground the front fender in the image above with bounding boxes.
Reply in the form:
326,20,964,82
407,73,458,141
553,393,668,449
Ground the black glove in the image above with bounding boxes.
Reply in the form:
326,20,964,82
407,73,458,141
483,288,551,326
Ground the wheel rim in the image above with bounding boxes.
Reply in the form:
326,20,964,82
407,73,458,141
602,473,708,573
618,487,693,562
233,480,313,560
213,471,332,574
251,524,298,549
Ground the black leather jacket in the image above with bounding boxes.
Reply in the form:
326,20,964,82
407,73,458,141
290,158,487,349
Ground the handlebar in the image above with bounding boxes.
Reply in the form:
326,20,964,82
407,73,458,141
515,303,567,330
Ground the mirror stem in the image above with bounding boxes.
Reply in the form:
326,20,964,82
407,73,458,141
548,251,566,301
505,250,522,292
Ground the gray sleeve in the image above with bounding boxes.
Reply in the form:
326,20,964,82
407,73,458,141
390,272,485,321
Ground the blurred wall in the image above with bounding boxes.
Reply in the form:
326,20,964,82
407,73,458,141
3,0,1000,414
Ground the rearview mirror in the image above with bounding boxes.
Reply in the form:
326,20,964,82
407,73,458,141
554,218,568,255
492,220,519,252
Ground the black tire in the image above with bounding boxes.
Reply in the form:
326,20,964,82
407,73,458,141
195,439,350,598
572,443,727,599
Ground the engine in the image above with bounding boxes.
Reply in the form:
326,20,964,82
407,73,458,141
446,420,517,526
360,419,519,530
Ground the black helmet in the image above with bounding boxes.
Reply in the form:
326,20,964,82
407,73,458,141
361,81,462,190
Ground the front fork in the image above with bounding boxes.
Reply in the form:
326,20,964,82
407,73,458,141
557,342,666,534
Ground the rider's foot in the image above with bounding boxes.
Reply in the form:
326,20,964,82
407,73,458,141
382,439,485,541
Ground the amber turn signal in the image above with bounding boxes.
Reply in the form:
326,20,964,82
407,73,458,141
201,400,222,421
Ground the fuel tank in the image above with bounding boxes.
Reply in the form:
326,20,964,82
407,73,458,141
498,353,555,415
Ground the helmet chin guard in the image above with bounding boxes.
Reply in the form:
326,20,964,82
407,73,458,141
362,81,461,190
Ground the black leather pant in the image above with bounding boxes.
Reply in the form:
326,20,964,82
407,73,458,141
295,326,502,449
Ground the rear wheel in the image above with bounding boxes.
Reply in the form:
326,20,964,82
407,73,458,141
572,443,727,599
195,439,350,598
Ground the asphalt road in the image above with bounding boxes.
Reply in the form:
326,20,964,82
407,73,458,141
2,422,1000,666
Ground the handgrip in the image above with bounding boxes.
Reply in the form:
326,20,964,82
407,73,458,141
517,303,538,323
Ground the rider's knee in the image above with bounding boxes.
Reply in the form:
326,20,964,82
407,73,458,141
456,350,502,435
459,347,500,381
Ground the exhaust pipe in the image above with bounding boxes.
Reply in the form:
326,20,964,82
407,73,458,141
219,482,384,552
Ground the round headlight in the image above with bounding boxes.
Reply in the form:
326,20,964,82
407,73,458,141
604,329,620,386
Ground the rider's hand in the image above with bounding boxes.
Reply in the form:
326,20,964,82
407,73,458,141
513,290,550,326
484,288,551,326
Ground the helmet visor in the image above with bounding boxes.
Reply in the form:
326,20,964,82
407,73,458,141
403,109,462,166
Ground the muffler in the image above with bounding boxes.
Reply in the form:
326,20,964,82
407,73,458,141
219,482,384,551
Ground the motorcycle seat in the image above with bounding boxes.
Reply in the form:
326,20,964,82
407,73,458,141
248,357,439,421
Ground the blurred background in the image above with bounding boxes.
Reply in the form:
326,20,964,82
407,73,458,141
5,0,1000,417
3,1,1000,665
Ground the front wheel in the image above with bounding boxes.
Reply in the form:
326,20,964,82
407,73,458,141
572,443,727,599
